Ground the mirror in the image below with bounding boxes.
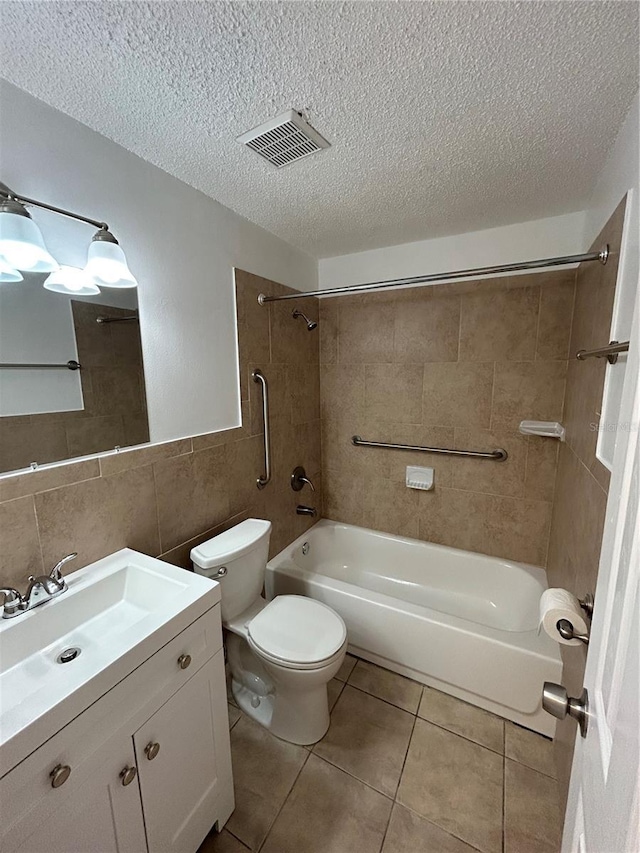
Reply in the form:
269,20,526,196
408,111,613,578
0,273,149,474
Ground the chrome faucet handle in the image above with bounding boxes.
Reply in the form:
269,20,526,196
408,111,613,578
0,587,25,618
291,466,316,492
49,553,77,583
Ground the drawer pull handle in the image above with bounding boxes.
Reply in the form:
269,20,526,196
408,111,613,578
50,764,71,788
145,741,160,761
177,654,192,670
120,765,138,786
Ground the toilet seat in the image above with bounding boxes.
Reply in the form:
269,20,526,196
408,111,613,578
247,595,347,670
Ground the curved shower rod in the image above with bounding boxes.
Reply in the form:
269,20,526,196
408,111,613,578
257,245,609,304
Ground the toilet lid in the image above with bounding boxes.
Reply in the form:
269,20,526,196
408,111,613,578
247,596,347,665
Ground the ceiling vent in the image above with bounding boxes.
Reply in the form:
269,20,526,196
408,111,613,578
237,110,330,168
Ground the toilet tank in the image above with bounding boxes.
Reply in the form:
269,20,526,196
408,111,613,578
191,519,272,622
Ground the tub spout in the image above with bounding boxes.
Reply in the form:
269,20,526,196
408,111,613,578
296,505,317,517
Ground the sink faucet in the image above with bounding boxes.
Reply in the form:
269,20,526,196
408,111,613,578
0,553,76,619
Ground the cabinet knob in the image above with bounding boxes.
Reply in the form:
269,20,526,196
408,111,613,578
50,764,71,788
119,765,138,786
144,741,160,761
177,653,191,670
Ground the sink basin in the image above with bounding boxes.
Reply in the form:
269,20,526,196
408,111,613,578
0,549,220,775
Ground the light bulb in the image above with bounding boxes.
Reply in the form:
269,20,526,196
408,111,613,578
44,265,100,296
84,230,138,288
0,256,23,283
0,202,59,272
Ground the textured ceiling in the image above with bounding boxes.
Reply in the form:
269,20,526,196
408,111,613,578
1,1,638,258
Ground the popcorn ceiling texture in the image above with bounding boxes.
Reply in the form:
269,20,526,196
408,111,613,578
0,1,637,258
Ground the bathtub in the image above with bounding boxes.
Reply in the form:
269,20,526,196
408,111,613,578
265,520,561,736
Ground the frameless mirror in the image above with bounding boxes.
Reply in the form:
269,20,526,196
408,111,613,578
0,272,149,474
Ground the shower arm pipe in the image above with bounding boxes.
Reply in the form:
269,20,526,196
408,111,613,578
257,246,609,304
252,369,271,489
0,182,109,231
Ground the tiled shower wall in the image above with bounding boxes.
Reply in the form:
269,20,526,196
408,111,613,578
546,198,625,808
319,269,576,566
0,270,321,588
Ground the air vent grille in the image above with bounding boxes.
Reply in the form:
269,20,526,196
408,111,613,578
238,110,330,168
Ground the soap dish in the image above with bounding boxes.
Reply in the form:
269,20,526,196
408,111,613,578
406,466,434,491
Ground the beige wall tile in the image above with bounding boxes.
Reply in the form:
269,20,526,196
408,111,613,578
288,363,320,424
159,510,249,570
319,300,338,364
66,415,125,458
270,296,319,365
153,445,230,552
0,420,69,473
0,495,43,587
365,364,423,424
320,364,365,421
451,427,527,498
524,437,559,502
423,362,494,428
371,423,455,488
322,467,364,526
460,284,539,362
0,458,100,503
362,476,419,538
100,439,191,478
536,277,575,360
35,466,160,570
393,292,460,363
338,300,394,363
491,361,567,430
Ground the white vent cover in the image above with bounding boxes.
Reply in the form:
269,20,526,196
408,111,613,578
237,110,330,168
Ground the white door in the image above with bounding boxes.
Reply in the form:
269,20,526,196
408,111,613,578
0,727,147,853
563,288,640,851
134,650,234,853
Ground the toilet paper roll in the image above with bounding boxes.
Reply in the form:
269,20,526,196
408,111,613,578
539,588,589,646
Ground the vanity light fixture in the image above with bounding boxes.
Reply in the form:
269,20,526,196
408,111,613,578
0,196,59,273
43,265,101,297
0,256,23,283
0,181,138,289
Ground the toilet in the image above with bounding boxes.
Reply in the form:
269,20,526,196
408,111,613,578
191,518,347,745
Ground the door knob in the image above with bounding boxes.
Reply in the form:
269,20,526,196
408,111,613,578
119,765,138,786
542,682,589,738
144,741,160,760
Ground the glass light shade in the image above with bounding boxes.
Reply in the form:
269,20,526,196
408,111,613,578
0,256,23,283
0,210,59,272
43,265,101,296
84,240,138,288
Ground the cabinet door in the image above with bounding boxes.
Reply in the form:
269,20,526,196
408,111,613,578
134,649,234,853
0,727,147,853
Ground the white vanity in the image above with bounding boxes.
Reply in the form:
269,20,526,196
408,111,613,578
0,550,234,853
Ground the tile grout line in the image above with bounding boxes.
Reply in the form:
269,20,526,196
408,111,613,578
256,747,312,853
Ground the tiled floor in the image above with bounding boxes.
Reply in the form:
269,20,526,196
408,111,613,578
200,655,562,853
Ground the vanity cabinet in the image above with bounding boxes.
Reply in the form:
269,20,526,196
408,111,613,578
0,606,234,853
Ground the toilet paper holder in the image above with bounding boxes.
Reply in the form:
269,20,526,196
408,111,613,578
556,594,594,645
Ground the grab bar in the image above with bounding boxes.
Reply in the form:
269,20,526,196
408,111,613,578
252,369,271,489
576,340,629,365
352,435,508,461
0,360,81,371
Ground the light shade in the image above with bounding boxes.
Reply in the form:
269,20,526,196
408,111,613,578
44,265,101,296
0,256,23,283
0,203,59,272
84,231,138,288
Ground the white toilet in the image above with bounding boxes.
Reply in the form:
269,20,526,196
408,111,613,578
191,519,347,745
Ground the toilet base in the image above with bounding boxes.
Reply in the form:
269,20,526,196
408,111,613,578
226,632,346,745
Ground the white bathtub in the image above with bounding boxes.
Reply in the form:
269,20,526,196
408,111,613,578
265,519,561,736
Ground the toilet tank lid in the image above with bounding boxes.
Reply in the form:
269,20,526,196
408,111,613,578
190,518,272,568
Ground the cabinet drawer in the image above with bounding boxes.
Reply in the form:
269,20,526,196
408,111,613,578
0,605,222,827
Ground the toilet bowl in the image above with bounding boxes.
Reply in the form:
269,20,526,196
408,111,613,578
191,519,347,745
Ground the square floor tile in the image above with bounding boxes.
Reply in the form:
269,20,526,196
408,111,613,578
418,687,504,753
505,722,556,778
348,660,422,713
334,653,357,682
261,754,393,853
314,684,415,796
382,804,479,853
327,677,345,711
228,703,241,729
505,759,561,853
198,828,249,852
226,716,308,850
397,718,503,853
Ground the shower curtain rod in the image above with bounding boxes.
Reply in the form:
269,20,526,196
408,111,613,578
257,245,609,304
